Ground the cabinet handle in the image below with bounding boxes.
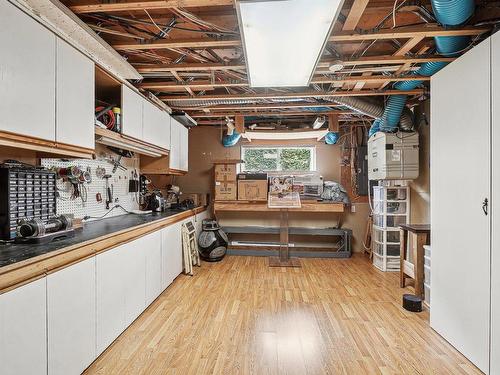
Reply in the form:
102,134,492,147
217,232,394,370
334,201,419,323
482,198,489,216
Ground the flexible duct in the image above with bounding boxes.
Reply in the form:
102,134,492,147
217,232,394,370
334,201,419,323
222,132,241,147
376,0,475,132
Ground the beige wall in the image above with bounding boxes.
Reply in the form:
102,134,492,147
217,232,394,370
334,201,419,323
175,126,371,252
410,100,431,223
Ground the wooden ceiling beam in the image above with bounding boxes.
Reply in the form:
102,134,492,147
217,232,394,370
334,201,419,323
135,55,454,74
393,36,425,56
115,25,486,51
135,63,246,72
70,0,234,14
138,74,430,90
114,38,241,51
329,25,487,42
342,0,370,31
160,89,424,102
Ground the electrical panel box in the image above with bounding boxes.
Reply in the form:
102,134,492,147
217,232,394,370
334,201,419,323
356,145,368,195
368,132,419,180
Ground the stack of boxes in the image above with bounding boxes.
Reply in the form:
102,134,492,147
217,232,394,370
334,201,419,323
214,161,238,200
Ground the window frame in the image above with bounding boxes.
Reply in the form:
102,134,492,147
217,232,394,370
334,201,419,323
240,145,317,173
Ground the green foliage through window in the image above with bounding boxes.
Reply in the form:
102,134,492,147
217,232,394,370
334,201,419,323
242,146,315,172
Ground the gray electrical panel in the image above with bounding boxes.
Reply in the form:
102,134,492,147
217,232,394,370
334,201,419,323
356,145,368,196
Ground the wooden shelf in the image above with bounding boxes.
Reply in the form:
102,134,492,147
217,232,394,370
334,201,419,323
214,200,344,213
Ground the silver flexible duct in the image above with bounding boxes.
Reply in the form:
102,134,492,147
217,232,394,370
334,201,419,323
333,96,414,131
165,98,304,107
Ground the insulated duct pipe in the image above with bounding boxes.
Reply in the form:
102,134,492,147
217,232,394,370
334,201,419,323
376,0,475,132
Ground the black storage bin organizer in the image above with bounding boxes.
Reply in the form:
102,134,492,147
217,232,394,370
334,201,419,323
0,167,57,240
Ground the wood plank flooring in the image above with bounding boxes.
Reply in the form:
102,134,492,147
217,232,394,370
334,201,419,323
84,255,481,375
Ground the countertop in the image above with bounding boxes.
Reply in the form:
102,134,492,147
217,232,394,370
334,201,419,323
0,208,200,268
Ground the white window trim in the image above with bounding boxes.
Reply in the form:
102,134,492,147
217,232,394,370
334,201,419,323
241,145,316,173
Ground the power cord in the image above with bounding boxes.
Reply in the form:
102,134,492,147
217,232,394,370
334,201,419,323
82,204,139,221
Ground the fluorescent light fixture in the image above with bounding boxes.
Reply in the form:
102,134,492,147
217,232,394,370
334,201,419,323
236,0,343,87
312,116,326,129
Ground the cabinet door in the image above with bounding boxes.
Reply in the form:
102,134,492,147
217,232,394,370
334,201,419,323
0,1,55,141
170,119,181,170
145,231,162,305
48,257,96,375
0,278,47,375
180,125,189,171
123,238,146,326
160,111,171,151
56,38,95,149
143,100,158,146
96,245,127,355
491,31,500,375
121,85,143,140
430,38,491,373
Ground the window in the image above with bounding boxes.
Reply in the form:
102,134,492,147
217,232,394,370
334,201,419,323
241,146,316,172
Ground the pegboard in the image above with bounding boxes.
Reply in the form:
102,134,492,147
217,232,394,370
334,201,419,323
41,150,140,220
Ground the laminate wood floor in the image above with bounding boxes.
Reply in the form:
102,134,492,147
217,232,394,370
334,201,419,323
84,255,481,375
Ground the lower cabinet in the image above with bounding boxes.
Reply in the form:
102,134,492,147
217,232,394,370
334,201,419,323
96,243,128,355
161,223,183,289
145,230,162,306
0,278,47,375
48,257,96,375
0,211,204,374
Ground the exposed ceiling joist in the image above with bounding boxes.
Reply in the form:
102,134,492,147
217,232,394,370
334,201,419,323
329,25,487,42
135,63,246,72
135,55,454,73
138,74,430,90
70,0,234,14
113,25,486,51
160,89,424,102
342,0,370,31
394,36,425,56
113,38,241,51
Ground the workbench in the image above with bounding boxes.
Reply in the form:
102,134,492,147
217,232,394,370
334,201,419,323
214,200,346,266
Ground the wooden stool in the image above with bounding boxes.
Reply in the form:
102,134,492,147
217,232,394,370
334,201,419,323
400,224,430,298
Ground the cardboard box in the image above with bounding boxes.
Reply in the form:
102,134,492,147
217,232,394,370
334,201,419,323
183,193,209,206
215,181,237,200
238,180,268,201
214,164,237,181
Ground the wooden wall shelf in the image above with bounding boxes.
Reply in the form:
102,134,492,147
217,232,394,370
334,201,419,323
213,200,344,213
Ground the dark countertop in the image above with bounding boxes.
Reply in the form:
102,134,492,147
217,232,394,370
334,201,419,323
0,208,198,268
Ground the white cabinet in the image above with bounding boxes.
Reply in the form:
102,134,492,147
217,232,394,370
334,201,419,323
170,119,188,171
0,1,56,141
143,101,170,150
161,222,183,289
47,257,96,375
145,231,162,305
0,278,47,375
169,119,181,170
96,244,127,355
123,240,146,326
491,30,500,375
121,85,144,140
180,125,189,171
430,38,492,373
56,38,95,149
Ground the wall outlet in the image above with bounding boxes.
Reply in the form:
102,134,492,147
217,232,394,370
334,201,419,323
351,205,356,213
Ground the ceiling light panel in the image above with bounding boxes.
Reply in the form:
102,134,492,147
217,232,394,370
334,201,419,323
237,0,343,88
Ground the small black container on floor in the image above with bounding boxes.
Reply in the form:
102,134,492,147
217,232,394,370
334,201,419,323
403,294,423,312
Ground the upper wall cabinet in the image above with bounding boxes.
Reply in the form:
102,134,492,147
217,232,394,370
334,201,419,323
180,125,189,171
56,39,95,150
143,100,170,150
121,85,143,141
0,1,56,141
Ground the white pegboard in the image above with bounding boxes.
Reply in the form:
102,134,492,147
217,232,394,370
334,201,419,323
41,153,140,220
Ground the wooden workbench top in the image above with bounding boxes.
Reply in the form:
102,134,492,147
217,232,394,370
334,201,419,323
0,206,207,294
213,200,344,213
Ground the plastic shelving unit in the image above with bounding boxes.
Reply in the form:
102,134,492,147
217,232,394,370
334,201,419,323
371,182,410,272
